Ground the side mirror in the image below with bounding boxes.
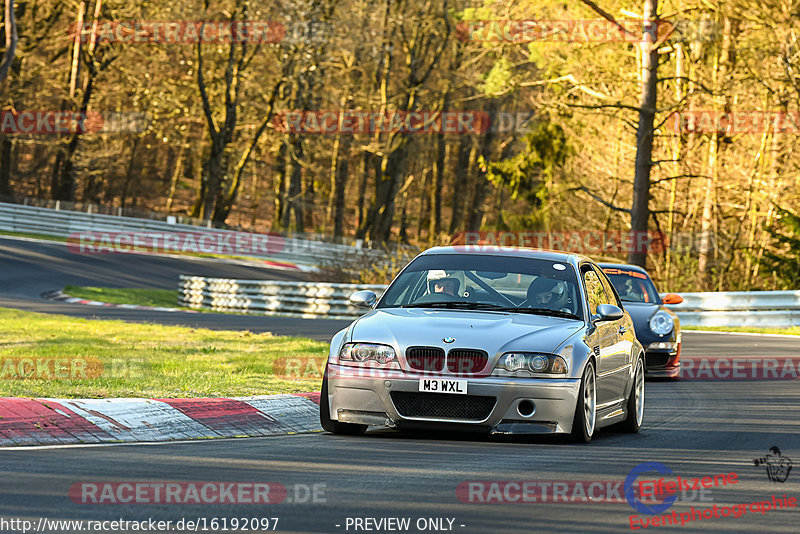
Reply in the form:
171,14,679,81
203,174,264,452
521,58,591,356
593,304,624,323
349,290,377,309
662,293,683,305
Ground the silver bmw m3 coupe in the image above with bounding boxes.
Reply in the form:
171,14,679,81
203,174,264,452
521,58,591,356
320,246,645,443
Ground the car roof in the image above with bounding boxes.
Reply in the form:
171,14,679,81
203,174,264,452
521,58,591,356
419,245,592,267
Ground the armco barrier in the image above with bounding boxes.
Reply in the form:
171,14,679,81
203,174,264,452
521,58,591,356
0,201,387,268
179,276,386,319
664,290,800,327
178,277,800,327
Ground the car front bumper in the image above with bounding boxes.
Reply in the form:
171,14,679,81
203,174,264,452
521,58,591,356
643,346,680,378
327,363,581,435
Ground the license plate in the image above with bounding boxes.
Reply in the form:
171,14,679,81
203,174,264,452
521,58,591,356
418,378,467,394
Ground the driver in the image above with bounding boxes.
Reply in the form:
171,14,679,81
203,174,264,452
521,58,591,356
526,277,568,311
623,279,644,302
427,270,460,297
433,277,459,297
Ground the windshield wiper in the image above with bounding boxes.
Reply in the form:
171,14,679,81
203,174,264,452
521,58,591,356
492,307,580,320
399,302,578,319
401,301,504,310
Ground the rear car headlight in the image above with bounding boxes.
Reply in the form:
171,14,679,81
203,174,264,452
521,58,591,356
493,352,569,377
338,343,399,368
649,311,674,335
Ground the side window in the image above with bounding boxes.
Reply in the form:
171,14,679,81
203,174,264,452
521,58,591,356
595,267,622,308
582,268,608,316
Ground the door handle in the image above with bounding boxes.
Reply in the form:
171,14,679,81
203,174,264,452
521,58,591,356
619,326,628,334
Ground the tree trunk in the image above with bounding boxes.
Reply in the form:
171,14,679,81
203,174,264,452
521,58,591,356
627,0,660,268
466,120,496,232
332,149,349,242
417,167,430,241
0,0,19,83
326,93,350,232
199,140,224,220
120,136,141,209
665,42,686,286
52,74,96,201
282,135,304,234
429,131,446,240
697,16,736,287
0,136,12,196
303,161,315,231
356,151,370,232
449,137,472,234
271,142,286,229
165,144,185,211
68,1,86,99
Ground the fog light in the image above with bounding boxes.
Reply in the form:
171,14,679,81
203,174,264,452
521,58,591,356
517,400,535,417
647,341,675,351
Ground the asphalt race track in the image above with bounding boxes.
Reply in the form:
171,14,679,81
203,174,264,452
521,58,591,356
2,378,799,533
0,236,350,340
1,236,799,533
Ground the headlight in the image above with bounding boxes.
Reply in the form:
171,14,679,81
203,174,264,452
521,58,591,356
649,311,674,335
493,352,568,376
505,353,527,372
529,355,548,372
338,343,399,368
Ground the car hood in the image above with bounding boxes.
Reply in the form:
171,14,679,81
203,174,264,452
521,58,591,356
350,308,583,356
622,302,661,324
622,302,679,342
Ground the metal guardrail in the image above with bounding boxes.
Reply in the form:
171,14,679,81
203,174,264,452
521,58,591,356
180,277,800,327
179,276,386,320
662,291,800,327
0,202,386,268
664,291,800,312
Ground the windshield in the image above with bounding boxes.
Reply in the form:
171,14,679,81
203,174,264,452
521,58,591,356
377,254,583,320
602,267,661,304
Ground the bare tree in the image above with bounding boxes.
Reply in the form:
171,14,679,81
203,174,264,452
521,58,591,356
0,0,17,83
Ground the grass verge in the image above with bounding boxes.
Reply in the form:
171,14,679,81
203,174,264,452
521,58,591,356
0,230,68,242
0,307,327,398
64,286,183,309
685,326,800,336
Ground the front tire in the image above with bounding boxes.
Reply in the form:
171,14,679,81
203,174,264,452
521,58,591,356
620,356,645,433
320,372,367,435
570,361,596,443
